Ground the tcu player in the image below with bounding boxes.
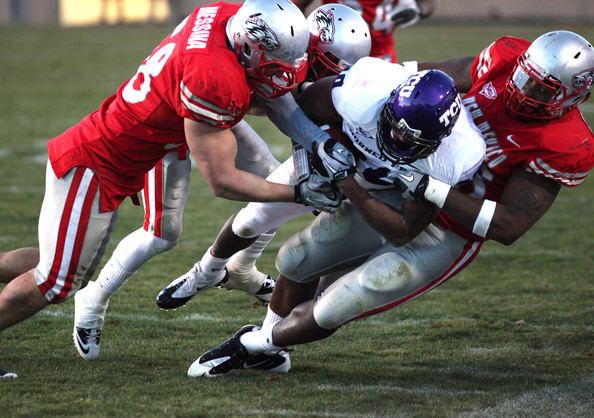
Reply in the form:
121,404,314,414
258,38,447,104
0,0,352,369
188,30,594,377
71,3,369,363
157,3,371,310
184,57,487,377
294,0,436,62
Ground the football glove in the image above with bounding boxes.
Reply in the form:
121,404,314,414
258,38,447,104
294,174,342,213
311,138,356,182
390,0,421,28
387,168,429,200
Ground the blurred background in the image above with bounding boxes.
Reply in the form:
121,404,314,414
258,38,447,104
1,0,593,26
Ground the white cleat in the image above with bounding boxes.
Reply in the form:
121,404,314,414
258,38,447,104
0,369,18,379
156,262,227,310
223,263,276,304
73,281,108,360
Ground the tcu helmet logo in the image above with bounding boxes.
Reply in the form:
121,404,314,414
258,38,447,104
398,73,423,97
243,16,280,52
313,9,335,44
438,95,462,127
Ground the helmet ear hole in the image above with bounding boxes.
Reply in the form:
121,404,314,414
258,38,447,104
243,43,252,58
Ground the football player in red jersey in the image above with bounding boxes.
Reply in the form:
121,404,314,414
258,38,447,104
154,3,371,310
71,3,370,364
293,0,436,62
186,30,594,377
0,1,357,362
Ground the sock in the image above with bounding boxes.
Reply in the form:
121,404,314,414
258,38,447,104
262,306,284,328
95,259,134,302
227,231,276,273
239,325,282,354
200,246,229,277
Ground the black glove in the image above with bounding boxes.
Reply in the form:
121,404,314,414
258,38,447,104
311,138,356,182
295,174,342,213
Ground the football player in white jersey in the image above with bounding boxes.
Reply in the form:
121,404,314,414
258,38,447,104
184,57,486,377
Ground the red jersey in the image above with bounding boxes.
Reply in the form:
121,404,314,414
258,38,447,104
48,2,250,211
438,36,594,241
323,0,399,62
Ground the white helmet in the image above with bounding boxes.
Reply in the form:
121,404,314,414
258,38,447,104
227,0,309,98
306,3,371,80
506,30,594,120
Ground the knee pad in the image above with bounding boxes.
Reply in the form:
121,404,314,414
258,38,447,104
114,228,176,272
276,204,373,283
357,252,413,293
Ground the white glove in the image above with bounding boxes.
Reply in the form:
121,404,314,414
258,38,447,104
312,139,356,182
387,167,428,200
390,0,421,28
295,174,342,213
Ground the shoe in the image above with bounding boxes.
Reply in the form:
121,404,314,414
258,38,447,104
243,349,291,373
187,325,255,378
156,263,228,310
73,281,108,360
252,275,275,304
0,369,18,379
223,263,276,304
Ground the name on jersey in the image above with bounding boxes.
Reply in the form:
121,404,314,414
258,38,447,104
186,6,219,50
348,126,387,162
463,95,507,169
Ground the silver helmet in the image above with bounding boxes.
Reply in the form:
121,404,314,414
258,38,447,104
227,0,309,98
306,3,371,80
506,30,594,120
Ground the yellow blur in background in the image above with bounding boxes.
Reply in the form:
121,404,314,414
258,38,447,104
60,0,170,26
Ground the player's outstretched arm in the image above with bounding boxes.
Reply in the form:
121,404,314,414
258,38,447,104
295,75,342,126
418,57,474,93
417,169,561,245
184,118,294,203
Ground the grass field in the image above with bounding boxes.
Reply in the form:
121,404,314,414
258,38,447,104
1,21,593,418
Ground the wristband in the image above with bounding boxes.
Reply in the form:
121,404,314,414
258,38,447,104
472,199,497,238
402,60,419,73
423,177,451,208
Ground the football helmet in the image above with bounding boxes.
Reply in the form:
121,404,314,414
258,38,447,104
377,70,461,164
227,0,309,98
506,30,594,120
306,3,371,80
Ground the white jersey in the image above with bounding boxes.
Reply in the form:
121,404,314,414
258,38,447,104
332,57,485,189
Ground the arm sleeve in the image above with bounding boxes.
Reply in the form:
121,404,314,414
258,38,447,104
261,93,331,153
179,62,248,128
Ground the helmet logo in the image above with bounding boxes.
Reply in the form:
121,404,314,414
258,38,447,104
398,73,423,97
243,16,281,52
438,96,462,128
313,9,335,44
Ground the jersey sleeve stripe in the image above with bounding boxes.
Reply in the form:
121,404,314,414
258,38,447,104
180,93,235,123
527,159,588,186
532,158,589,178
180,82,236,117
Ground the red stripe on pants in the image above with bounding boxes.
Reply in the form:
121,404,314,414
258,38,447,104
55,175,99,301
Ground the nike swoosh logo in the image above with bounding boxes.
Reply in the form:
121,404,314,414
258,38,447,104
75,331,90,354
506,135,521,148
396,172,415,182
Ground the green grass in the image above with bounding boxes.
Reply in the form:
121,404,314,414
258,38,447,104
1,23,593,417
